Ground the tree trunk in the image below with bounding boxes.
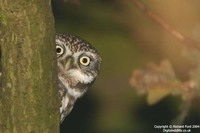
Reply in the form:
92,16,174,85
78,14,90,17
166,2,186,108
0,0,60,132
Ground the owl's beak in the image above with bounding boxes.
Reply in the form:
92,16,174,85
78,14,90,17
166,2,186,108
64,57,72,71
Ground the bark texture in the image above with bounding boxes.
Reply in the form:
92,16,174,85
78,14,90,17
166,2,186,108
0,0,60,132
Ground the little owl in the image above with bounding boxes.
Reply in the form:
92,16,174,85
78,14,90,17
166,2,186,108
56,33,102,122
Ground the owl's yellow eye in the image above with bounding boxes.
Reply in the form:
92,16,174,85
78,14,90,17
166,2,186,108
80,56,90,66
56,46,64,55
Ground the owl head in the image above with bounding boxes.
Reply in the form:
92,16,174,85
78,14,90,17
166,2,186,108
55,33,102,98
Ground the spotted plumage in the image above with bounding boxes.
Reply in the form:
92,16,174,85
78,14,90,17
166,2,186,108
56,33,101,122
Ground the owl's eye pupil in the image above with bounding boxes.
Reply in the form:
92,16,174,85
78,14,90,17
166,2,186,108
56,48,61,53
56,46,64,55
82,58,88,63
80,56,90,66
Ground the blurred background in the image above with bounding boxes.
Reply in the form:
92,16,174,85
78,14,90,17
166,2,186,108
52,0,200,133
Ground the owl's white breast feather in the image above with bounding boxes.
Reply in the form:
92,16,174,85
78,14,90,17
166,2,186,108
60,94,69,113
68,88,84,98
67,69,94,84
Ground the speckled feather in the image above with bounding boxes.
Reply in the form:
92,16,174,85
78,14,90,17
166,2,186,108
56,34,98,54
56,33,101,122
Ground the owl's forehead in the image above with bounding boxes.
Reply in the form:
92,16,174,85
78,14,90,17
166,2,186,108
56,33,97,54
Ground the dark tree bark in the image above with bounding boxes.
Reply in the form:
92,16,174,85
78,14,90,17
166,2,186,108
0,0,60,132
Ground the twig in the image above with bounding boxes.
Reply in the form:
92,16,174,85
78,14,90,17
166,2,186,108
172,101,191,125
129,0,200,50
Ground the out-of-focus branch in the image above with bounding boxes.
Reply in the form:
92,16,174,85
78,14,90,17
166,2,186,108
129,0,200,125
129,0,200,50
172,101,191,125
